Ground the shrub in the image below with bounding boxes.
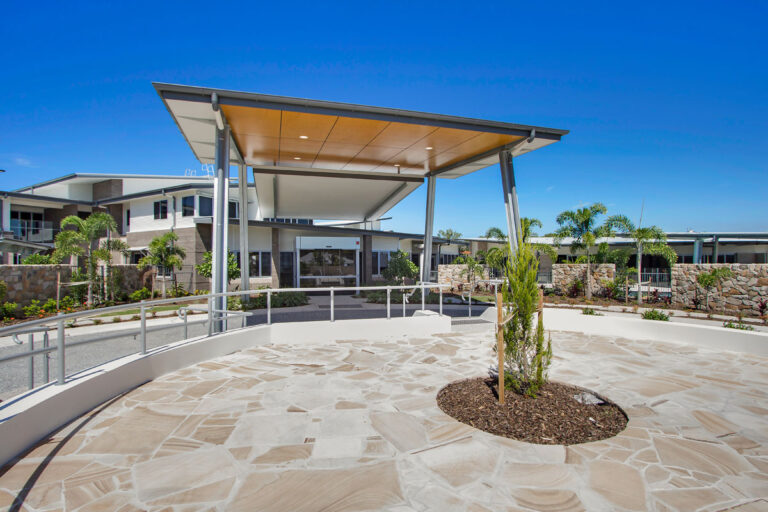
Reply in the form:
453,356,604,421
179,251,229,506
272,291,309,308
382,250,418,284
567,279,583,298
641,309,669,321
758,298,767,318
722,320,754,331
92,318,102,325
0,280,7,302
169,283,189,298
69,269,88,303
600,279,622,300
42,298,58,313
21,253,53,265
582,307,602,316
129,287,151,302
112,317,122,323
59,295,77,311
23,299,43,318
1,301,18,321
502,244,552,397
227,296,242,311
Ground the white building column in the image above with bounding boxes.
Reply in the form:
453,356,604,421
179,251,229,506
499,150,522,254
237,164,250,294
421,175,436,282
212,124,230,332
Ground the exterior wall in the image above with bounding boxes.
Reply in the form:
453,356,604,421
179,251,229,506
0,264,148,304
551,264,615,295
671,264,768,316
437,264,493,291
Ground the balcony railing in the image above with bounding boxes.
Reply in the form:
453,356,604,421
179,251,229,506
9,220,57,243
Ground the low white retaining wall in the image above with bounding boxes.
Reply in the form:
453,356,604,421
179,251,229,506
545,308,768,356
0,313,450,467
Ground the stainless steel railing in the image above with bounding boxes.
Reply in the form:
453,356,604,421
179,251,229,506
0,282,448,394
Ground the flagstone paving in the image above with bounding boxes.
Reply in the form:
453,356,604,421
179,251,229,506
1,328,767,511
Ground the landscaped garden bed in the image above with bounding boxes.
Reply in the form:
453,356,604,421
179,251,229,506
437,378,627,445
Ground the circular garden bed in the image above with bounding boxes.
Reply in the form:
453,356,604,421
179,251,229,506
437,378,627,445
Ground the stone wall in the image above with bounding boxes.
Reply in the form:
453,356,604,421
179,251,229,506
437,264,493,291
0,264,150,304
551,264,615,295
671,264,768,316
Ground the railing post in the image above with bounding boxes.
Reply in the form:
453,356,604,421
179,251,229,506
182,307,188,340
330,288,335,322
439,287,443,316
386,287,391,320
43,331,50,384
207,295,213,336
421,283,426,311
140,303,147,355
27,333,34,390
56,313,65,385
403,290,406,318
267,291,272,325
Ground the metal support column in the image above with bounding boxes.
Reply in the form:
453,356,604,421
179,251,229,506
421,175,436,282
693,238,703,264
499,150,522,254
212,124,230,333
712,236,719,263
238,164,250,295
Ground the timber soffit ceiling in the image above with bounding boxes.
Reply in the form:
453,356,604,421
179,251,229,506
153,83,569,180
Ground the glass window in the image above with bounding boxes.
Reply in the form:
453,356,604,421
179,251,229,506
378,251,389,274
198,196,213,216
261,251,272,276
182,196,195,217
249,252,260,277
126,209,130,227
153,200,168,220
228,201,239,219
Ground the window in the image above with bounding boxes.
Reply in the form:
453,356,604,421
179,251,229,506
154,200,168,220
228,201,239,219
261,251,272,276
249,252,260,277
198,196,213,216
182,196,195,217
126,209,130,227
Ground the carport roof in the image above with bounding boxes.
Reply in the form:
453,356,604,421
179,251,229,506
153,83,568,180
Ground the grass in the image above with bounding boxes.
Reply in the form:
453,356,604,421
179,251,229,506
97,304,184,318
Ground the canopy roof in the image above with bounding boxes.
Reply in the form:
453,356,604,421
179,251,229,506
153,83,568,179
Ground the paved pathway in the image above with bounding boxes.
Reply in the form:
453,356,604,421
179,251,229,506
1,327,767,511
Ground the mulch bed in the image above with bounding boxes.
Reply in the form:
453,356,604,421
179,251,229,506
437,378,627,445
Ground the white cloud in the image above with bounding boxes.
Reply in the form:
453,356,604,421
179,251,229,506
13,157,33,168
546,185,555,192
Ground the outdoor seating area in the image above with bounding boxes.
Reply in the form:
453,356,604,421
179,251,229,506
1,327,766,511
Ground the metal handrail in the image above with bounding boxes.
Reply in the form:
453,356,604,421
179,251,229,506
0,282,449,394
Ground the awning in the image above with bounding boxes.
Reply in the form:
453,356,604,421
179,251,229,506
153,83,568,179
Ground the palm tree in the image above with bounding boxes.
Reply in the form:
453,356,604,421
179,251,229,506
437,228,462,244
484,226,506,240
54,211,119,307
94,238,129,302
605,216,676,304
553,203,610,299
520,218,542,242
138,232,186,299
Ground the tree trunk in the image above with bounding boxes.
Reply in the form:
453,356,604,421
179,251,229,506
637,246,643,305
86,254,94,307
585,252,592,299
161,275,167,299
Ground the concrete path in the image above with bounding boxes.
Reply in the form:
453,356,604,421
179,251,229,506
1,327,766,510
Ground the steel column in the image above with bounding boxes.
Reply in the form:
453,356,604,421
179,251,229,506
499,150,522,254
238,164,250,294
421,175,436,282
712,236,719,263
693,239,703,264
212,124,231,333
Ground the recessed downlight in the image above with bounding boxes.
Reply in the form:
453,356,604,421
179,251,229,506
294,157,301,160
394,164,401,167
299,135,309,139
425,146,433,150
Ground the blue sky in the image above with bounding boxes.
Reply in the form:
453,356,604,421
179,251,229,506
1,1,766,236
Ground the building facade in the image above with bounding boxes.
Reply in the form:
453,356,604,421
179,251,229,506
0,173,460,291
